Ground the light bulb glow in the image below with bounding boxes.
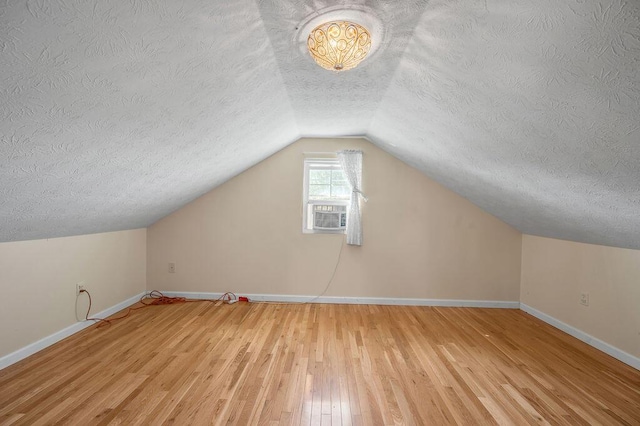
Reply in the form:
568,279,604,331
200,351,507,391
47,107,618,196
307,21,371,72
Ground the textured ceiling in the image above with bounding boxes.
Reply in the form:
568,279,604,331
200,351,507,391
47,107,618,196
1,0,639,249
0,0,299,241
368,0,640,249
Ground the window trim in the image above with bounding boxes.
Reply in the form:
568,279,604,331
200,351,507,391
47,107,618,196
302,158,349,234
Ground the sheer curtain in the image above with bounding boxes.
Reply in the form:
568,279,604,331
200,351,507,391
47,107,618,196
337,150,367,246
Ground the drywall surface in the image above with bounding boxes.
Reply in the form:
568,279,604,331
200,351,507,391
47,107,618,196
368,0,640,250
147,138,521,301
0,0,298,242
521,234,640,358
0,229,146,359
2,0,640,250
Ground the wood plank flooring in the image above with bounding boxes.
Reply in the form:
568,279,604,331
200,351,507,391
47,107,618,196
1,302,639,425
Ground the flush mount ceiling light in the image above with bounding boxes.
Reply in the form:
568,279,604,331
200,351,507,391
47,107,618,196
295,7,387,71
307,21,372,71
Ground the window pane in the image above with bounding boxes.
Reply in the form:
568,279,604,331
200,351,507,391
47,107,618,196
331,170,347,185
332,184,351,199
309,170,331,185
309,184,331,199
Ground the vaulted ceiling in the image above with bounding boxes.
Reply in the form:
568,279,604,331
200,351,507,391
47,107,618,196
1,0,639,249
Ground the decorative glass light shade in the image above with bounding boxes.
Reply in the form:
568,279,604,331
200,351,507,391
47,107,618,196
307,21,371,71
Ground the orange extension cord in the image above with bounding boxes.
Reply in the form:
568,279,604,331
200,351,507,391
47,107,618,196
81,289,237,327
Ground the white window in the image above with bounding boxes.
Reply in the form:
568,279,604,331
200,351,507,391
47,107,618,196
303,158,350,234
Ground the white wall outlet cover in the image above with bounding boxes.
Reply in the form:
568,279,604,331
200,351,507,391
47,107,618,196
580,293,590,306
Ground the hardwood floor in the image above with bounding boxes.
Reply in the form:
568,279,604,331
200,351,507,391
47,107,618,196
1,302,639,425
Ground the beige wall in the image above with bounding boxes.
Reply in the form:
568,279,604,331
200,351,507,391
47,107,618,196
0,229,147,358
5,142,639,366
147,138,522,301
521,234,640,358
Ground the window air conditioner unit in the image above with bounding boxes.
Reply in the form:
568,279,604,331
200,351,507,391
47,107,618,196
313,205,347,231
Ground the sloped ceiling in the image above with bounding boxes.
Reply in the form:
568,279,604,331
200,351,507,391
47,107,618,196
1,0,639,249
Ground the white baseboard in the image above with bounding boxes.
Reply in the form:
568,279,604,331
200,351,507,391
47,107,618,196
520,303,640,371
14,293,635,373
160,291,520,308
0,292,145,371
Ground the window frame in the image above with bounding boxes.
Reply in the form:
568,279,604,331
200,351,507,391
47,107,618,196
302,158,350,234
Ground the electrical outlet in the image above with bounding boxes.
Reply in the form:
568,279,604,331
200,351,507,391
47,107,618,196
580,292,589,306
168,262,176,273
76,282,86,296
